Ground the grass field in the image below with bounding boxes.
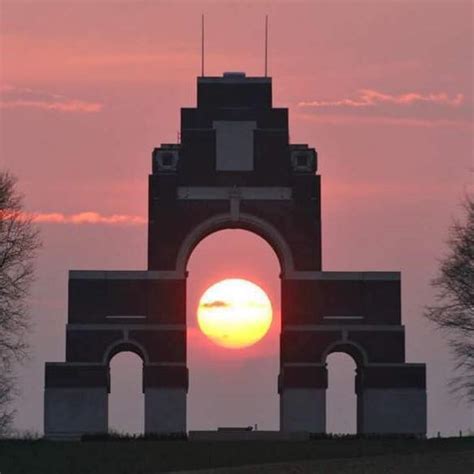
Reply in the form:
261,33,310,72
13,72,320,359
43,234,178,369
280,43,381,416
0,436,472,473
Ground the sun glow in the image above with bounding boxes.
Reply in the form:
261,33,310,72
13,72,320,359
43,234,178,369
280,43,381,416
197,279,273,349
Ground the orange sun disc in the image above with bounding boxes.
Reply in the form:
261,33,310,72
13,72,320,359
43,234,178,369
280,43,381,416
197,279,273,349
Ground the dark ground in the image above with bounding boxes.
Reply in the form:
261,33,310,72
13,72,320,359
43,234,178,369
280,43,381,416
0,436,472,474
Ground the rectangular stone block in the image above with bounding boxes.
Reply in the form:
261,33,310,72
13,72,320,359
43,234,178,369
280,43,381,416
142,365,188,389
279,365,327,390
358,364,426,389
131,332,187,365
45,363,110,388
358,388,427,435
281,331,340,363
281,275,401,325
44,387,108,440
144,388,186,434
280,388,325,433
68,273,186,324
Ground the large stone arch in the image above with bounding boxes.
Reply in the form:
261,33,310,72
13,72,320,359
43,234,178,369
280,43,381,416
176,212,294,276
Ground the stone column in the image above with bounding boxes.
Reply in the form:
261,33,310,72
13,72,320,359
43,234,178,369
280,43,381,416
143,365,188,435
279,365,327,433
44,363,109,440
357,364,427,435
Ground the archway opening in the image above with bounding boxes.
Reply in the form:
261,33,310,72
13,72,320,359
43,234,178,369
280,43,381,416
187,229,281,431
109,351,144,435
326,352,357,435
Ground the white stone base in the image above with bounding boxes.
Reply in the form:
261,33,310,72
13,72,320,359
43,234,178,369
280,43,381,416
44,387,108,439
144,388,186,434
280,388,325,433
359,388,427,435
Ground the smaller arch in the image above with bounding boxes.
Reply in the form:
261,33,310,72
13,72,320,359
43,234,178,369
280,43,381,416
176,212,295,276
103,339,150,365
325,351,358,435
322,340,368,367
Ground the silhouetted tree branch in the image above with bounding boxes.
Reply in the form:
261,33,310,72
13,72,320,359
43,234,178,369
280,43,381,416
425,195,474,402
0,171,40,435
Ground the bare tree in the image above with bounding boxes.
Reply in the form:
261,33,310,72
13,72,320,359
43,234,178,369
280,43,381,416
0,171,40,435
425,194,474,402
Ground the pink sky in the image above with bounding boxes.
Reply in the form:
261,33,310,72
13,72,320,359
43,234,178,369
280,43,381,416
0,1,472,435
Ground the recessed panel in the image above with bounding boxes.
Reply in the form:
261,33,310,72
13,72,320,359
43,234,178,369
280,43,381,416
213,120,256,171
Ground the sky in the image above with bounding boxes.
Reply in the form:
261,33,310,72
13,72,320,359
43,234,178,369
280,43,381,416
0,0,473,436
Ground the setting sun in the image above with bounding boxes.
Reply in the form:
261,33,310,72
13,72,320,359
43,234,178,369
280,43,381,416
197,279,273,349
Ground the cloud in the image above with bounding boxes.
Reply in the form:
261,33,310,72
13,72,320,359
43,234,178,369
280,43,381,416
298,89,464,108
296,88,470,127
67,52,197,67
0,84,103,113
295,112,473,129
200,300,229,309
30,211,146,226
1,99,102,112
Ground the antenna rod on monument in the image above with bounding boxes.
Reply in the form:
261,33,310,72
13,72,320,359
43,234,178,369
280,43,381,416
201,14,205,77
264,15,268,77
